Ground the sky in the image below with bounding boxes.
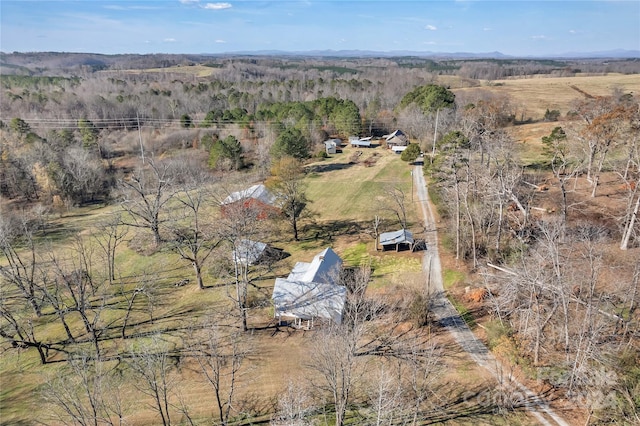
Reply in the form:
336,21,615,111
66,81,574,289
1,0,639,57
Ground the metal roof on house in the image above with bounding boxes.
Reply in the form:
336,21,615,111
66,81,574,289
379,229,414,246
287,247,342,284
272,247,346,323
385,129,407,142
222,184,276,206
272,279,346,324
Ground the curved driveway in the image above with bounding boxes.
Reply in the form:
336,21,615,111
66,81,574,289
413,164,571,426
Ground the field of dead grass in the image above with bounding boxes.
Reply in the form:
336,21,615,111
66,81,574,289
106,64,220,77
454,73,640,120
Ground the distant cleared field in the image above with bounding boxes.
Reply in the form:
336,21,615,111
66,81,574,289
454,73,640,120
115,64,219,77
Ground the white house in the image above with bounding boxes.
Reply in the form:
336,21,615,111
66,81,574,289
272,247,346,327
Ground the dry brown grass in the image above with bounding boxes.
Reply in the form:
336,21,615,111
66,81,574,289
454,73,640,120
106,64,220,77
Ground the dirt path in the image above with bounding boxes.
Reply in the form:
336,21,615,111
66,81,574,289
413,164,571,426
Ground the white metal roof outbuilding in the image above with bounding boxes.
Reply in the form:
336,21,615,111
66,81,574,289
232,239,268,265
379,229,414,251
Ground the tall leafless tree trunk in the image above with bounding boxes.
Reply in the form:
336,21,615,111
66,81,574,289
266,156,309,241
93,214,128,285
186,321,250,426
127,335,176,426
0,214,42,316
43,354,126,426
384,186,408,230
170,181,219,290
120,159,178,248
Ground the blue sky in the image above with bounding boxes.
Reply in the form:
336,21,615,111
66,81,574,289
1,1,639,56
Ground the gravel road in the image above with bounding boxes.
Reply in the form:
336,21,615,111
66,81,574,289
413,164,570,426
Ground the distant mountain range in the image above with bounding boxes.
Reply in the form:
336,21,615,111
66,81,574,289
218,49,640,59
1,49,638,76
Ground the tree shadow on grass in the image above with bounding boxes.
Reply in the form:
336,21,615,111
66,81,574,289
301,219,370,247
418,382,548,424
305,162,355,175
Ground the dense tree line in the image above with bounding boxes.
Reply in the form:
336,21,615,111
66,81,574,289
425,89,640,423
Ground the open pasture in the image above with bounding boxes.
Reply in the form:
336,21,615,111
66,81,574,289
454,73,640,120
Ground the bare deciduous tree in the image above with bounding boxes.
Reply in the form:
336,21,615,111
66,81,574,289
309,323,360,426
48,237,105,360
0,289,61,364
215,180,272,331
169,179,220,290
93,214,128,285
383,186,408,230
271,378,315,426
127,335,177,426
308,266,373,426
119,159,179,247
365,362,404,426
186,321,251,426
0,213,43,316
43,354,126,426
266,156,310,241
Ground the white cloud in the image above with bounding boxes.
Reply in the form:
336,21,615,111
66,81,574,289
215,39,226,43
203,2,232,10
423,41,437,45
164,38,177,42
179,0,200,4
425,25,437,31
483,27,492,31
532,35,547,40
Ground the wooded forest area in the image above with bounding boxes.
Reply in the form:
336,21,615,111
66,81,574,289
0,52,639,425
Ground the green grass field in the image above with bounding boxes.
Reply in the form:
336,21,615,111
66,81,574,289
0,144,443,425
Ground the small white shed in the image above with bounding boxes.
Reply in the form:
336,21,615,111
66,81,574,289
324,139,341,154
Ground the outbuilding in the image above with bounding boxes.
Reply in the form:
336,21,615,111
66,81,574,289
324,139,342,154
220,184,279,220
384,129,409,147
350,136,372,148
232,239,268,265
379,229,414,251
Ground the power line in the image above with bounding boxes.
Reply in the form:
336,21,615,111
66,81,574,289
1,117,376,131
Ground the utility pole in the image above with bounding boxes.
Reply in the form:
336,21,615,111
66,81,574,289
431,108,439,164
137,112,145,164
